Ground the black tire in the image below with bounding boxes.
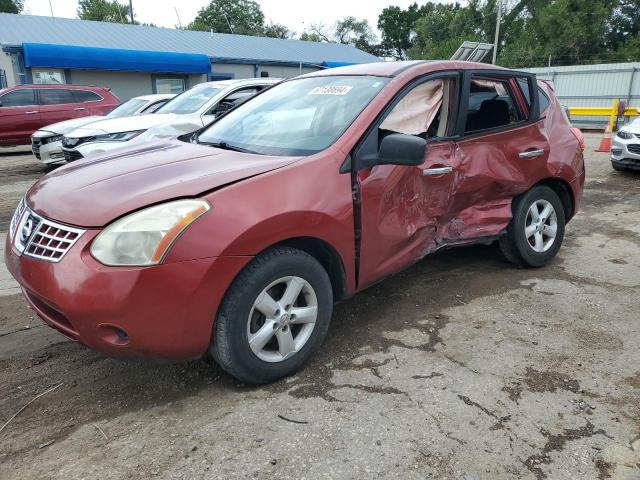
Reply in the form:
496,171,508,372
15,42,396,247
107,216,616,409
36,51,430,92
612,162,627,172
211,246,333,384
499,185,566,268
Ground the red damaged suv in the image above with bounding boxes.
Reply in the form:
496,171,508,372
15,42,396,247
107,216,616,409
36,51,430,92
5,61,585,384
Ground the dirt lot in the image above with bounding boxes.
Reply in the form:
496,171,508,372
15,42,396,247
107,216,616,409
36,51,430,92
0,135,639,480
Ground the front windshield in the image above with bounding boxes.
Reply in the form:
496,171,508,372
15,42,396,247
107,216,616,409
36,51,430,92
156,85,222,114
105,98,148,118
197,76,389,156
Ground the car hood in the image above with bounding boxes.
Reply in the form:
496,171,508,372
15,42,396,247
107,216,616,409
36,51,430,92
133,114,206,142
34,116,104,136
621,120,640,135
27,140,300,227
66,113,178,138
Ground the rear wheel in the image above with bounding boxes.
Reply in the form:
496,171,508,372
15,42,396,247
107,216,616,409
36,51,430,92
499,185,566,267
211,247,333,384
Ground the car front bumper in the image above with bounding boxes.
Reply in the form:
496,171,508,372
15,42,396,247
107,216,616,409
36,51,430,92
4,230,251,360
32,136,66,165
611,136,640,170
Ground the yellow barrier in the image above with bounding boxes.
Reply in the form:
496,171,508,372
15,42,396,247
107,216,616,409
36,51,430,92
568,100,640,130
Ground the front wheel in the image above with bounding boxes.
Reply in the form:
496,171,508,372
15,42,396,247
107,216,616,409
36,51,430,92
211,247,333,384
499,185,566,267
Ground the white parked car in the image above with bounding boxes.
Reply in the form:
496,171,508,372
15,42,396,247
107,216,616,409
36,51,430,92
31,94,174,165
611,118,640,171
61,78,280,162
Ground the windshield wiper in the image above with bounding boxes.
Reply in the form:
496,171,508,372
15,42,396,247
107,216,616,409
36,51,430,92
199,140,260,155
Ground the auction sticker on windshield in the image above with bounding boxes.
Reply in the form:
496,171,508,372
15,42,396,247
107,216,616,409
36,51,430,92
309,86,353,95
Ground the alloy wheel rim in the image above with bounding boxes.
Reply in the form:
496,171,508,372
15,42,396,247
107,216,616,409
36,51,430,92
525,199,557,253
246,276,318,363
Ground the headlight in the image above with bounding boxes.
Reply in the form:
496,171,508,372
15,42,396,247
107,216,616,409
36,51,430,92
45,134,63,144
93,130,146,142
91,199,210,266
616,130,634,140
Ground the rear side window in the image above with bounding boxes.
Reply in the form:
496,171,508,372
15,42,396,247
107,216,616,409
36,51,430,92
0,89,36,107
464,77,522,133
39,89,75,105
518,79,551,114
73,90,102,102
209,87,260,116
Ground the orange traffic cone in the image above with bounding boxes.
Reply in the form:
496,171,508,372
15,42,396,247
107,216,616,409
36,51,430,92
596,124,612,152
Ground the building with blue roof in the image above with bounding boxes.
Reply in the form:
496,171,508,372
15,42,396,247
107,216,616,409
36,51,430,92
0,13,380,99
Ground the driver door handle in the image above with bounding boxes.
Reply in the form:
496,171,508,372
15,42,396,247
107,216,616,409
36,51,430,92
519,148,545,159
25,111,38,115
74,107,85,111
422,166,453,176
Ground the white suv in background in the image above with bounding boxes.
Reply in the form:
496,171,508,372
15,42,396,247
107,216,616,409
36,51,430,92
31,94,174,165
61,78,280,162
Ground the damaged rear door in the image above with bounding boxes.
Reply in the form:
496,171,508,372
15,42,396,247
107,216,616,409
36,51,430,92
353,72,461,288
437,70,547,243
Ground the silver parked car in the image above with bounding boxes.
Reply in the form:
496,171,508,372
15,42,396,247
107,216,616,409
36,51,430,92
31,94,174,165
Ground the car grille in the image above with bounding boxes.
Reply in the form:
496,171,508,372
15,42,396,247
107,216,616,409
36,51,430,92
63,149,84,162
10,204,85,263
628,144,640,154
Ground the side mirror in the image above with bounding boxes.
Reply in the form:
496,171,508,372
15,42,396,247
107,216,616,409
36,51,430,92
378,133,426,166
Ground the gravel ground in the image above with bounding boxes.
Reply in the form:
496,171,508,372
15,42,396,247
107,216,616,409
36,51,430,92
0,136,639,480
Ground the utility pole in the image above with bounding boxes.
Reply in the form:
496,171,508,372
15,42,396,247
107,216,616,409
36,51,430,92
174,6,182,29
128,0,134,24
492,0,503,65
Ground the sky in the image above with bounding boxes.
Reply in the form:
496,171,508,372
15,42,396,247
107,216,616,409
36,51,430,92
22,0,452,37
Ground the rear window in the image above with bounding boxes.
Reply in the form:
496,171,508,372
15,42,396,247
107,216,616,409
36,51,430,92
73,90,102,102
39,89,75,105
1,89,36,107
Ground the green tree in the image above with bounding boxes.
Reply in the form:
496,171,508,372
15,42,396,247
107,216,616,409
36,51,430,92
263,22,294,39
299,31,324,42
299,18,381,56
334,16,381,56
499,0,617,67
77,0,133,23
377,3,426,60
0,0,23,13
188,0,264,35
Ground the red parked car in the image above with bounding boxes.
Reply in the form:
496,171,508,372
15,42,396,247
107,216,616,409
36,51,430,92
5,61,585,384
0,84,120,145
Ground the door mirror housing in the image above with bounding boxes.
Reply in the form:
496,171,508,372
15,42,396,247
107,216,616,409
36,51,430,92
378,133,426,167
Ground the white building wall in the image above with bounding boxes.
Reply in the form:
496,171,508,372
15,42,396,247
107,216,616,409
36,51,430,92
0,50,17,86
257,65,318,79
211,63,255,79
211,62,320,80
68,70,153,100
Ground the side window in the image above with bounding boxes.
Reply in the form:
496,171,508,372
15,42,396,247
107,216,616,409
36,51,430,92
517,79,550,115
141,100,169,113
39,89,76,105
379,77,456,141
538,88,550,113
210,87,259,116
0,89,36,107
73,90,102,102
464,77,522,133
